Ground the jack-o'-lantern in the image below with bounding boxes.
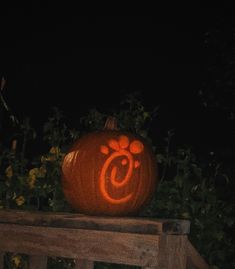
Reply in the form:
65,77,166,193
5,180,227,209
61,117,158,216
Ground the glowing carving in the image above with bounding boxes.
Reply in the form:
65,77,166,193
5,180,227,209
100,135,144,204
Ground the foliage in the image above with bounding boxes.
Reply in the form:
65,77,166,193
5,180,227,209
0,93,234,269
144,145,234,268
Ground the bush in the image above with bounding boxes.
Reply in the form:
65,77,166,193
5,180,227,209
0,94,234,269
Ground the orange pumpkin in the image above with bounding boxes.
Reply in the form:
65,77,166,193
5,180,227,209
61,117,158,216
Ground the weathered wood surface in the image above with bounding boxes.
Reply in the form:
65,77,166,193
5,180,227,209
142,267,158,269
187,240,210,269
28,255,47,269
0,223,159,267
0,210,210,268
157,235,187,269
0,252,3,269
0,209,190,235
74,259,94,269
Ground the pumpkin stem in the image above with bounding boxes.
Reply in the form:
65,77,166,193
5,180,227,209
103,116,119,131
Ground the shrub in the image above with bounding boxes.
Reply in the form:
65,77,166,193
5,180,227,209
0,94,234,269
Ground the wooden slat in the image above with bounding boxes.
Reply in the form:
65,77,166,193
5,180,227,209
74,259,94,269
0,223,158,267
186,240,209,269
0,210,190,235
0,252,4,269
157,235,187,269
29,255,47,269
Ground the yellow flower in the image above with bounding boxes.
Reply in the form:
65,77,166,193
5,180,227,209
50,146,60,155
27,166,47,189
44,146,60,162
41,155,55,162
38,166,47,177
29,168,38,179
5,165,13,178
41,147,64,163
11,255,21,268
15,196,25,206
27,168,38,189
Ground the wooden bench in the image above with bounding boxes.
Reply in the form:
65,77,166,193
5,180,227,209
0,210,209,269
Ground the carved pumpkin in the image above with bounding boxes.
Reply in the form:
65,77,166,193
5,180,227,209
62,117,158,216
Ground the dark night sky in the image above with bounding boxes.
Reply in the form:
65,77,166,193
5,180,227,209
0,11,234,160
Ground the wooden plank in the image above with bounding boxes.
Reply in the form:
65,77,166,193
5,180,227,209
141,266,160,269
0,223,159,267
28,255,47,269
157,235,187,269
0,210,190,235
74,259,94,269
0,252,4,269
186,240,209,269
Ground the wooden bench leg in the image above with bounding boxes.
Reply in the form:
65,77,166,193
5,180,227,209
74,259,94,269
0,252,4,269
158,235,187,269
29,255,47,269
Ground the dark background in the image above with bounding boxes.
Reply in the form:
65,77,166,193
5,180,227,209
0,10,234,168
